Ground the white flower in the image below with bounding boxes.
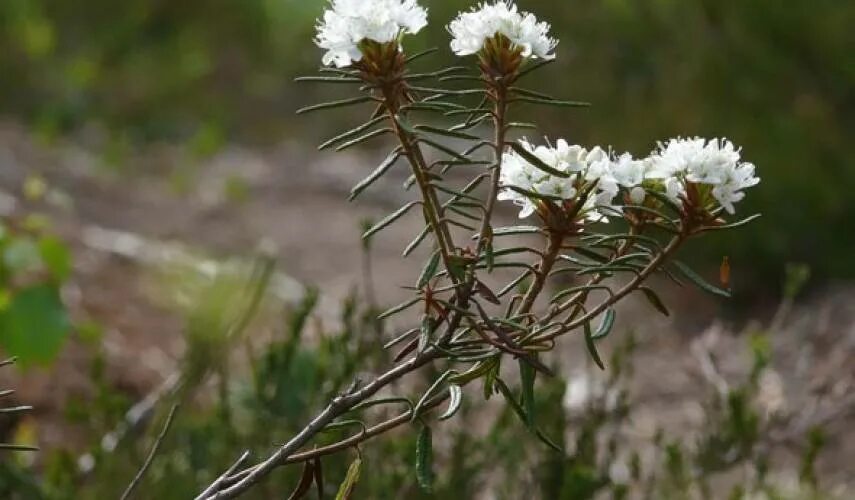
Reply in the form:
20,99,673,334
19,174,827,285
711,161,760,214
315,0,428,68
498,139,620,220
648,137,760,213
611,153,646,188
448,1,557,60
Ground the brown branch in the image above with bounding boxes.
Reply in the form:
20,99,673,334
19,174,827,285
535,233,686,343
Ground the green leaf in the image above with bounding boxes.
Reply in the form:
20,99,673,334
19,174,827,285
417,138,470,162
362,201,420,239
0,285,69,366
494,377,527,422
583,322,606,370
517,58,555,78
334,128,391,152
506,122,538,130
415,425,434,493
403,226,431,257
514,96,590,107
507,142,570,178
297,96,374,115
640,287,671,316
334,456,362,500
313,458,324,500
418,315,433,354
416,251,441,289
349,151,401,201
439,384,463,421
404,47,438,63
492,225,542,237
449,356,499,385
534,429,564,454
413,370,455,421
38,236,71,281
294,75,361,84
672,261,732,298
377,296,421,320
414,124,479,141
593,308,616,340
321,116,386,151
519,359,536,429
701,213,762,231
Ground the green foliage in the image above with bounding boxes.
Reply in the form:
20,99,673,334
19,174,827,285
0,285,69,366
0,282,839,499
0,216,71,366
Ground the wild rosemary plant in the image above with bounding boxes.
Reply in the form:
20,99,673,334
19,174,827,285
199,1,760,497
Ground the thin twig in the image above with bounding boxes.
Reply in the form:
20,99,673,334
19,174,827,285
194,451,252,500
119,404,180,500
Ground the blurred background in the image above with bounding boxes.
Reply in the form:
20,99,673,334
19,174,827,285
0,1,853,498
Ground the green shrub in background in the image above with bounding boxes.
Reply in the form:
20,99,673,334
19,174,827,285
0,179,71,367
0,259,834,499
0,0,852,289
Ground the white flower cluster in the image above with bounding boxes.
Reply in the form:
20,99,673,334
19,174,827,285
448,1,557,59
315,0,428,68
648,137,760,214
498,137,760,219
497,139,622,219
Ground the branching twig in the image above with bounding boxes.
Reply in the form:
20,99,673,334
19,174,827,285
120,403,180,500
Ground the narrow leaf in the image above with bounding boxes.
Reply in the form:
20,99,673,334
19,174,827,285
415,426,434,493
418,315,434,354
417,251,441,288
439,385,463,421
640,287,671,316
507,142,570,178
518,58,555,78
362,201,420,239
413,370,456,421
593,308,616,340
475,280,500,305
673,261,732,298
349,151,401,201
312,458,324,500
377,296,421,320
494,378,527,422
492,225,542,237
295,76,361,84
534,429,564,454
415,124,479,141
513,96,590,107
405,47,438,63
519,359,536,429
287,461,315,500
417,138,469,161
334,456,362,500
297,96,374,115
403,226,431,257
702,213,762,231
334,128,391,151
449,356,499,385
584,322,606,370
